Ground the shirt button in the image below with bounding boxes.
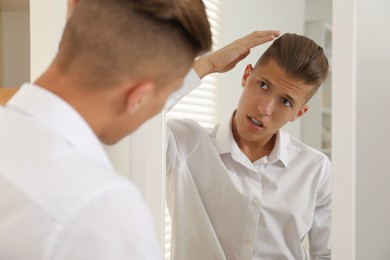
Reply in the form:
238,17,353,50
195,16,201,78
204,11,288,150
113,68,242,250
250,199,258,206
246,238,253,245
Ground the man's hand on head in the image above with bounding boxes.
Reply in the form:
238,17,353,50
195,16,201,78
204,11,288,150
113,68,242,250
192,30,281,79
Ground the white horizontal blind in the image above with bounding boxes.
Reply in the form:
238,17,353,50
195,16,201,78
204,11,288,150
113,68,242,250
164,0,224,259
165,84,217,127
165,0,224,128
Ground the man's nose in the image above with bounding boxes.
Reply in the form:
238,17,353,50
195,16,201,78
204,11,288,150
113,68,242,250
257,99,274,116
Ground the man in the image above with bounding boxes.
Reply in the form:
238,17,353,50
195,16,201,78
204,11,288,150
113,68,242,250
166,33,331,259
0,0,213,259
0,0,280,259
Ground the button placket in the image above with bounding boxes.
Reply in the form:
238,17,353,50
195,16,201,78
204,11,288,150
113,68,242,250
250,198,259,206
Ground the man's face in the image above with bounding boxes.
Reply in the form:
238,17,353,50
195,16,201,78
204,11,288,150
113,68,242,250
233,58,312,146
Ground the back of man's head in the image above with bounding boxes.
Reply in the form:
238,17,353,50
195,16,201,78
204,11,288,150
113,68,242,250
56,0,212,89
257,33,329,97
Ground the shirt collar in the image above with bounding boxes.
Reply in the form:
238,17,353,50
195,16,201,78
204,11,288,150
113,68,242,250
215,111,288,168
267,129,288,167
7,83,113,169
214,114,233,155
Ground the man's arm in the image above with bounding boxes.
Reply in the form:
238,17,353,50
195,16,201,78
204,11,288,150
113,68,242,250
193,30,280,79
165,30,281,111
309,159,332,259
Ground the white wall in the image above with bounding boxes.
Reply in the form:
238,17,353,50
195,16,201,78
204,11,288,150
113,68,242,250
331,0,356,258
0,11,30,87
217,0,306,139
305,0,332,25
355,0,390,258
332,0,390,258
30,0,66,81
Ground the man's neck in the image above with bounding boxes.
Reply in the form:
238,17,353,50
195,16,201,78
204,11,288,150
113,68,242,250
231,112,277,163
237,133,276,163
34,64,115,143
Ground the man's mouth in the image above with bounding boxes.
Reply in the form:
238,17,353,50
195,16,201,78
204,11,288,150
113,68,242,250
247,116,264,128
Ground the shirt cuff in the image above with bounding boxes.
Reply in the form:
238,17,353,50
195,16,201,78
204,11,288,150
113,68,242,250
165,69,201,112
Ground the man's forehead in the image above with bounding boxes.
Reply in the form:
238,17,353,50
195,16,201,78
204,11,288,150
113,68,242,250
253,59,291,83
253,60,315,102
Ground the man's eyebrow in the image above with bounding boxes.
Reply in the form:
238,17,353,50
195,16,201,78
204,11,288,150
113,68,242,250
263,77,297,105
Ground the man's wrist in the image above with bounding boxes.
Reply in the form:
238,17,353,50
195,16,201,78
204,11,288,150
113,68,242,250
192,55,214,79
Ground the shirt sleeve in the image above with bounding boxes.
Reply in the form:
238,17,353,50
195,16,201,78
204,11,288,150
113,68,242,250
165,69,201,112
165,69,201,173
48,184,161,260
309,158,332,260
166,120,182,177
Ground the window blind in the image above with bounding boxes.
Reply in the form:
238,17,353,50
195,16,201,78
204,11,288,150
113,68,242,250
164,0,224,259
165,0,224,128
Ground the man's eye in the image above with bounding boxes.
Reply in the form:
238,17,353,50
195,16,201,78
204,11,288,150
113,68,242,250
259,81,269,90
281,98,292,107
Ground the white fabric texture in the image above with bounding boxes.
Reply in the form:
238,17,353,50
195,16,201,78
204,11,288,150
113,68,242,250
165,73,332,260
0,84,160,260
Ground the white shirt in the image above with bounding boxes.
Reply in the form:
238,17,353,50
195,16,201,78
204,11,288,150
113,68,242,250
166,72,332,260
0,84,160,260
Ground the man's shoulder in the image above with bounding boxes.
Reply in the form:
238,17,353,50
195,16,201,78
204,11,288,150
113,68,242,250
0,150,149,260
280,130,330,163
167,118,206,130
167,118,216,138
166,118,220,156
0,109,138,221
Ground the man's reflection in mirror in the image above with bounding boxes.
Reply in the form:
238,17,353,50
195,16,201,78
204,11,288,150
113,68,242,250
166,33,331,260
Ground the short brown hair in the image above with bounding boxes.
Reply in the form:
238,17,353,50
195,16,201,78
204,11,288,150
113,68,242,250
57,0,212,88
257,33,329,97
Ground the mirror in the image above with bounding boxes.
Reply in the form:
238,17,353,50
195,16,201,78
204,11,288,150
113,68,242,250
165,0,332,259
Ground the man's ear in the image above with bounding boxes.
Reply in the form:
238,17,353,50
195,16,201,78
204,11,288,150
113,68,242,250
242,64,253,87
125,81,154,115
290,105,309,122
67,0,81,20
